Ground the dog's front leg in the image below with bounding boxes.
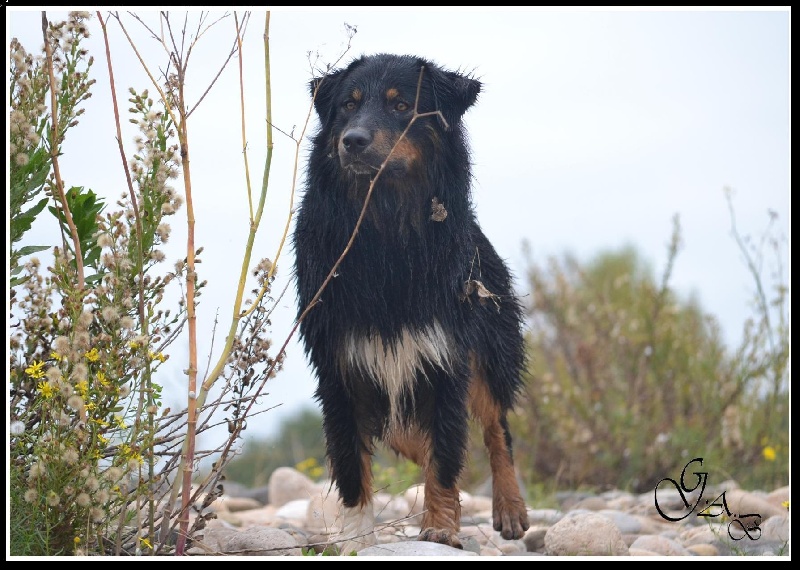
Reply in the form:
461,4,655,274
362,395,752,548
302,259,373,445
336,446,376,556
417,465,463,549
318,384,377,555
417,368,470,549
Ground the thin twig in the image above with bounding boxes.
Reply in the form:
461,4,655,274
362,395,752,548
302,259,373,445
235,11,254,223
237,66,446,431
186,14,242,118
296,66,445,327
96,11,147,328
725,187,775,353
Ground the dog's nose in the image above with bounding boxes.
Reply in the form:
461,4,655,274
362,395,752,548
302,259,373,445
341,127,372,154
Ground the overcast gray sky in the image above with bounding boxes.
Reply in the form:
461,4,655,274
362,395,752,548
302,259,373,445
8,8,791,442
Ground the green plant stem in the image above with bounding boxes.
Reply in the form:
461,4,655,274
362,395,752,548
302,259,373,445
200,11,273,397
174,75,198,561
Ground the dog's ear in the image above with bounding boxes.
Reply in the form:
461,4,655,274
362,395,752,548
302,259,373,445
444,70,481,115
308,71,342,120
309,57,365,120
428,66,482,126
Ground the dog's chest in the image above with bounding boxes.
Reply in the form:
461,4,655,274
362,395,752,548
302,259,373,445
342,322,453,421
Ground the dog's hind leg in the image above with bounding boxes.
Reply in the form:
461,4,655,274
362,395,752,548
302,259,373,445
468,360,530,540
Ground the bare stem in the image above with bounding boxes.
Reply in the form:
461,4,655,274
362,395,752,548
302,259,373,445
41,11,85,289
240,27,356,318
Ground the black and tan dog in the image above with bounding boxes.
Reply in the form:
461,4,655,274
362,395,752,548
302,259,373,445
293,53,529,552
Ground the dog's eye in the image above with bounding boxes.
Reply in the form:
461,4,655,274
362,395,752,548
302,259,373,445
395,101,410,112
343,100,357,111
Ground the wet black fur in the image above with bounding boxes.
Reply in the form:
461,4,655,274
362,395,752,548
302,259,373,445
293,54,526,508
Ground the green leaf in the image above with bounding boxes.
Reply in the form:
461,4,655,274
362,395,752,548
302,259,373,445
10,147,49,208
85,273,103,285
10,275,31,288
48,185,106,270
16,245,50,257
11,198,49,247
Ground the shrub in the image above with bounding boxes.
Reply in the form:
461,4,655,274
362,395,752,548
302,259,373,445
514,212,788,493
9,11,287,555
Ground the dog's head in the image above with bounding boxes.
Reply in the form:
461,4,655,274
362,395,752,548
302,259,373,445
310,54,481,176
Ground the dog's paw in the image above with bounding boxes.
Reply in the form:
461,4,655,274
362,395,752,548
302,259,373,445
417,527,463,549
493,499,530,540
336,503,377,555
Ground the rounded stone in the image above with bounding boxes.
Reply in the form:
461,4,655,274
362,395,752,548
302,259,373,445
358,541,478,556
686,543,719,556
545,512,630,556
629,535,690,556
268,467,316,508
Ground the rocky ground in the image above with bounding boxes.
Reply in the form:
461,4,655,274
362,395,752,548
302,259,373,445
186,467,790,557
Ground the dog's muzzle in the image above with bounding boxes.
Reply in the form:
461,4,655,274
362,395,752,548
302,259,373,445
341,127,372,155
338,127,380,174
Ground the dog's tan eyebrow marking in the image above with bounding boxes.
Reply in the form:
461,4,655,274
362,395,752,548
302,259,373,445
385,87,399,100
351,88,362,101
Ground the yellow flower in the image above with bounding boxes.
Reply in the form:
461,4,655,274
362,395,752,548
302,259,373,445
37,380,55,399
129,341,140,350
782,500,790,510
84,348,100,362
295,457,318,472
25,360,46,379
120,443,141,463
139,537,152,550
76,379,89,397
74,536,81,545
763,446,777,462
51,351,62,361
96,371,110,387
114,415,127,429
148,351,167,363
96,434,108,445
